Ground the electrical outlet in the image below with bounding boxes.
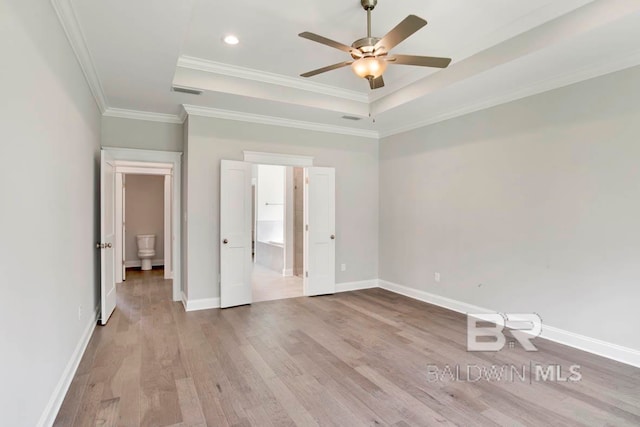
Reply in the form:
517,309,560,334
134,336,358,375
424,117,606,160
78,305,83,320
434,272,441,283
340,264,347,272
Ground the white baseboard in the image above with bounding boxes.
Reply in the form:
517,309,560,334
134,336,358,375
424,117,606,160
282,268,293,277
336,279,379,293
378,280,640,368
37,306,99,427
125,259,164,268
182,292,221,312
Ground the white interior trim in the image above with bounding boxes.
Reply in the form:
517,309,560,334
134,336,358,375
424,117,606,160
164,175,173,279
182,294,221,312
104,107,184,124
51,0,107,113
114,173,124,283
36,306,99,427
178,55,368,103
378,279,640,368
102,147,182,302
335,279,378,293
183,105,379,139
243,151,314,167
378,49,640,138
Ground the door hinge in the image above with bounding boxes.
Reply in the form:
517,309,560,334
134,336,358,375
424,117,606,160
305,271,309,278
305,177,309,184
305,224,309,231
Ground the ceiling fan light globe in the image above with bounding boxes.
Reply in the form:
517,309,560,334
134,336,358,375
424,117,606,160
351,57,387,79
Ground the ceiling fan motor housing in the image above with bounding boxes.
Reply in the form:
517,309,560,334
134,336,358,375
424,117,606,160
351,37,381,58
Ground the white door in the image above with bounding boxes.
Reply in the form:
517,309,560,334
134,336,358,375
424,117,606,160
220,160,253,308
100,150,117,324
304,167,336,296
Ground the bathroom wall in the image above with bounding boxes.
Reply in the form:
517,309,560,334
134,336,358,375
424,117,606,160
256,164,285,244
125,174,165,266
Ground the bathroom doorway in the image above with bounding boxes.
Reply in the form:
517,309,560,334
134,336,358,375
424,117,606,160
251,164,304,302
121,175,165,277
99,148,181,325
113,162,174,285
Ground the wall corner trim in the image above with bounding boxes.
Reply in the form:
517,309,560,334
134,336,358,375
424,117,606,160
37,306,99,427
378,279,640,368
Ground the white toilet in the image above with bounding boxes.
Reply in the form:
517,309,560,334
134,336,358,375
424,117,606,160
136,234,156,271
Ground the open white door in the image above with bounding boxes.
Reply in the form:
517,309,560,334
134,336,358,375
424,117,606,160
220,160,253,308
100,150,117,325
304,167,336,296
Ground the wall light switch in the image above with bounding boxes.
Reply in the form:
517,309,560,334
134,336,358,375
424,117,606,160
341,264,347,272
434,272,441,283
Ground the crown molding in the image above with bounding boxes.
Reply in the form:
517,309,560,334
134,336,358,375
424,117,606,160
177,56,369,104
183,105,379,139
51,0,107,113
103,107,185,124
379,48,640,138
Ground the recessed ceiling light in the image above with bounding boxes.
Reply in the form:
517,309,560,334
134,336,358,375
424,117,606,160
223,35,239,45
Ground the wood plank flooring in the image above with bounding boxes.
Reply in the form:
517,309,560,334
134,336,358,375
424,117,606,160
252,264,303,303
55,270,640,426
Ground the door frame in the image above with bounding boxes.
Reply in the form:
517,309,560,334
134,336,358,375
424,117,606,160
103,147,182,302
242,151,316,295
115,164,173,281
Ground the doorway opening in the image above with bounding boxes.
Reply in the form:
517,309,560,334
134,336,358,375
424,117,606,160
121,174,166,277
114,163,174,289
220,152,335,309
251,165,304,302
100,148,181,325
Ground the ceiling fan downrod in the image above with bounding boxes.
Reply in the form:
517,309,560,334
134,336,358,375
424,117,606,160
361,0,377,38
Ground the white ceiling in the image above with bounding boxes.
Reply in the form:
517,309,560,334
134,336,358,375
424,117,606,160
61,0,640,137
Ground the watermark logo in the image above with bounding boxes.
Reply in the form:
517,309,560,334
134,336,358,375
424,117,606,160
467,313,542,352
426,363,582,383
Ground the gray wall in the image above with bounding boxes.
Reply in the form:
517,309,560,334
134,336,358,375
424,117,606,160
185,116,379,300
379,65,640,351
102,115,183,152
0,1,101,425
125,175,165,264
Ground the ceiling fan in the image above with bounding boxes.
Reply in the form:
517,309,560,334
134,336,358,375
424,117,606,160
299,0,452,90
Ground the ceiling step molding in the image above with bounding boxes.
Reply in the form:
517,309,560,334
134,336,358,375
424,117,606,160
378,48,640,138
177,56,369,104
103,107,185,124
183,105,379,139
51,0,108,113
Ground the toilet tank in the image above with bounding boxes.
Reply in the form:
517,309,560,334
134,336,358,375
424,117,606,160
136,234,156,250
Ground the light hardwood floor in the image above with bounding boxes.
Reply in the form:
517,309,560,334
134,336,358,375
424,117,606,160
55,270,640,426
252,264,303,303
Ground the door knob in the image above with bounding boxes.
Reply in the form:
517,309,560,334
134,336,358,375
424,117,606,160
330,234,335,240
96,243,103,249
106,243,112,248
223,239,228,244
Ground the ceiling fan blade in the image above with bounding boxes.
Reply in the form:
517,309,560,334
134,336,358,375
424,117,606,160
300,61,353,78
374,15,427,52
388,54,451,68
369,76,385,90
299,32,356,55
